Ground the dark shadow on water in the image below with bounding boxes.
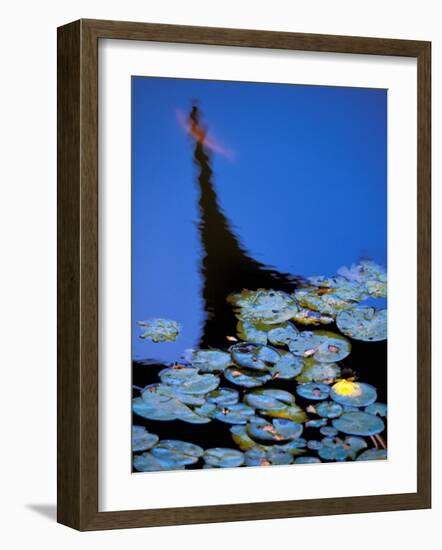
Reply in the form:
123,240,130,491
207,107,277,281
192,105,304,348
26,504,57,521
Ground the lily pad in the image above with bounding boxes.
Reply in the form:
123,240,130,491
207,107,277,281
320,426,338,437
203,448,244,468
247,418,303,443
316,401,344,418
237,320,269,344
151,440,204,466
264,404,307,423
338,260,387,298
295,359,341,384
365,402,388,417
207,387,239,406
133,387,212,424
230,342,280,371
330,381,377,407
292,308,334,326
244,447,293,466
294,281,366,316
332,411,385,436
244,389,295,411
357,448,388,461
224,366,271,388
188,349,232,372
288,330,351,363
306,418,327,428
296,382,330,401
159,367,220,394
132,426,159,452
294,456,321,464
212,402,255,425
270,352,304,379
267,323,299,346
228,289,298,325
137,318,181,342
318,435,367,461
133,452,185,472
230,425,264,451
336,306,387,342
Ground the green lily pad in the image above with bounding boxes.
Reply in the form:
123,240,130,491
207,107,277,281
133,386,212,424
188,349,232,372
296,382,330,400
147,383,206,406
292,308,334,326
212,403,255,425
228,289,298,325
365,402,388,417
320,426,338,437
151,440,204,466
159,367,220,394
132,426,159,452
264,404,307,423
330,381,377,407
133,452,185,472
247,418,303,443
357,448,388,461
288,330,351,363
267,323,299,346
224,366,271,388
270,352,304,379
338,260,387,298
296,358,341,384
294,456,321,464
294,281,366,316
318,435,367,461
244,389,295,411
332,411,385,436
230,342,280,371
207,387,239,406
237,320,269,344
306,418,327,428
316,401,344,418
230,425,264,451
137,318,181,342
203,448,244,468
244,447,293,466
336,306,387,342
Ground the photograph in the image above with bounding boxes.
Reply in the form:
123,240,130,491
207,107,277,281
131,76,388,472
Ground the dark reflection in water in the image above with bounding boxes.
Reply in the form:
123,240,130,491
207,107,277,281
132,105,387,467
192,106,302,348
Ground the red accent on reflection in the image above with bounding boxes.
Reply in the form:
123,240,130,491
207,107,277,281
176,109,234,160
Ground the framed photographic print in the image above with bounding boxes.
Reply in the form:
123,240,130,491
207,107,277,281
57,19,431,531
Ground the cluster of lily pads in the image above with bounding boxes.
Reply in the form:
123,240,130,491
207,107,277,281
133,260,387,472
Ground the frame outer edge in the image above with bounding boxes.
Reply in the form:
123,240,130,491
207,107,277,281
416,41,431,508
57,20,82,529
57,19,432,530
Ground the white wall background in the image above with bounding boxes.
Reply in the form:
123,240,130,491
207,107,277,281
0,0,439,547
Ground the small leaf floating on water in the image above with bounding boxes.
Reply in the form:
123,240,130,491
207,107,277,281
203,447,245,468
356,448,388,461
332,411,385,436
228,289,299,325
137,318,181,343
337,306,387,342
296,382,331,401
132,426,159,452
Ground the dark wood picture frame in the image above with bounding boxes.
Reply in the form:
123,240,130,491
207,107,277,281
57,19,431,531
